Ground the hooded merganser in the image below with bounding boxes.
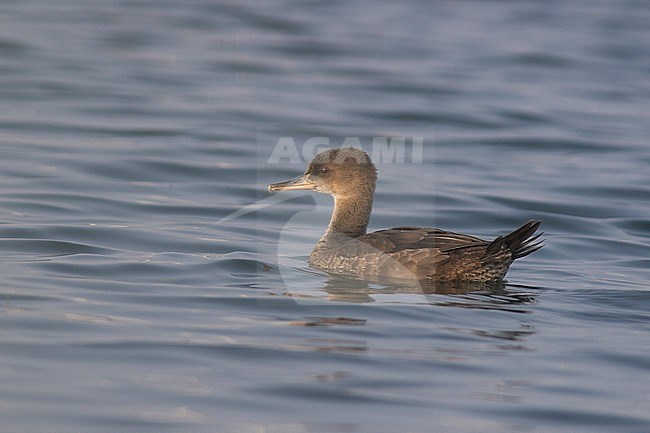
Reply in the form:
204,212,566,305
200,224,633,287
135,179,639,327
269,147,543,282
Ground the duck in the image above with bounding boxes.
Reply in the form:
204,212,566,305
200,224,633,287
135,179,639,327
268,147,543,282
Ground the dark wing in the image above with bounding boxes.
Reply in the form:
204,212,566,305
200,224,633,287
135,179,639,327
355,221,543,281
359,226,488,253
357,226,490,278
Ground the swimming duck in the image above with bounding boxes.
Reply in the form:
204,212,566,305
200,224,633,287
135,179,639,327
269,147,543,282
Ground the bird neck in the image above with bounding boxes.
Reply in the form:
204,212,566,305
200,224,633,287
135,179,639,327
326,193,373,238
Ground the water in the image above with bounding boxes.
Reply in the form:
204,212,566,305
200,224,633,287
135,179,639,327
1,1,649,432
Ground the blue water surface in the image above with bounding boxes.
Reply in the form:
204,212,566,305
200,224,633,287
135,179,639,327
1,1,649,432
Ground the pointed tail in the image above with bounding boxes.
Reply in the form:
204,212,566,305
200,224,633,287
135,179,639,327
487,220,544,260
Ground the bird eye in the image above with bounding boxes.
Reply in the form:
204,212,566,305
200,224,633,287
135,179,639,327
320,166,328,174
